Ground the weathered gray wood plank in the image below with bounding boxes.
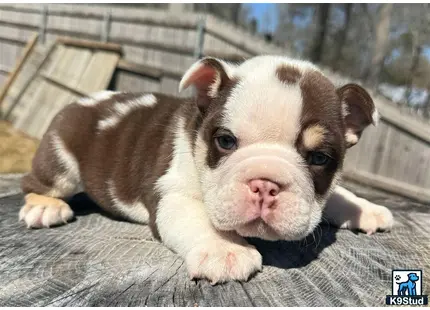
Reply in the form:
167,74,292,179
0,174,428,306
5,42,119,139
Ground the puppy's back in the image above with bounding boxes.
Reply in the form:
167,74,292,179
21,91,190,234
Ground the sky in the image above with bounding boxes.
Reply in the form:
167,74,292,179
248,3,278,33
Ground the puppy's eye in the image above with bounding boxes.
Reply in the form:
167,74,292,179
308,151,330,166
215,135,237,151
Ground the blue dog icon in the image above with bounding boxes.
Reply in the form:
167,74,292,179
397,273,419,295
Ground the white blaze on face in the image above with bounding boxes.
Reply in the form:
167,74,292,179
196,56,326,241
222,58,305,146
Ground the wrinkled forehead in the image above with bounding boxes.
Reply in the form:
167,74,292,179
221,57,341,146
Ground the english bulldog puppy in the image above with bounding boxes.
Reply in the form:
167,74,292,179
19,56,394,284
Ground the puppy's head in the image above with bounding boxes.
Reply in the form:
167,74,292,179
180,55,377,241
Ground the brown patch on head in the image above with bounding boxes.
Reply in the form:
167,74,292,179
296,70,346,197
302,124,326,150
276,65,302,84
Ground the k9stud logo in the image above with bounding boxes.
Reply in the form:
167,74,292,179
386,269,428,306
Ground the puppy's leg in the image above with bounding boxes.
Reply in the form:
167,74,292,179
157,194,262,284
19,132,81,228
323,185,394,235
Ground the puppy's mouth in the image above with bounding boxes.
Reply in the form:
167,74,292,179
233,213,316,241
234,218,283,241
210,202,315,241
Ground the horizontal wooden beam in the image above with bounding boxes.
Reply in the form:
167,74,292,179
0,34,27,46
39,72,90,97
0,19,38,31
112,15,196,30
203,51,248,63
0,24,192,57
205,16,285,58
343,169,430,204
117,59,182,80
377,101,430,145
205,28,257,58
117,59,162,79
112,35,193,57
56,36,122,54
0,4,198,30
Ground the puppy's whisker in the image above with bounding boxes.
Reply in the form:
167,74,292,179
315,224,323,250
320,215,330,225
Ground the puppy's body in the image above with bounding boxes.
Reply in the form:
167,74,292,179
20,56,394,283
21,91,197,238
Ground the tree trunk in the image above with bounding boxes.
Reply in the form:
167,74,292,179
310,4,331,63
249,18,258,35
332,3,352,71
405,42,422,106
423,85,430,119
230,4,241,25
365,4,394,89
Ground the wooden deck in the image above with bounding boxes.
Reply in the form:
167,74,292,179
0,174,428,306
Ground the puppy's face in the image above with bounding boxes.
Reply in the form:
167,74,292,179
180,56,377,241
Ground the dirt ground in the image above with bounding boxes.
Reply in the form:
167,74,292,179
0,121,39,173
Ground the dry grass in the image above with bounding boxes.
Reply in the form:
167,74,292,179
0,121,39,173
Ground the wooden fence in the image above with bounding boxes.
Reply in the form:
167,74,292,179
0,4,429,201
0,3,284,95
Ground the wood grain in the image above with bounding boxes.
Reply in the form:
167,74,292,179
0,32,38,106
39,72,90,97
5,41,119,139
343,169,430,204
1,43,54,119
0,174,428,306
56,36,122,54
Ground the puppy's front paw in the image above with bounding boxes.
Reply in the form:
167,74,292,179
186,239,262,285
19,193,74,228
355,200,394,235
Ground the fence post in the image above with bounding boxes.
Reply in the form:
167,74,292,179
189,16,206,97
100,10,112,42
193,16,206,60
39,4,48,44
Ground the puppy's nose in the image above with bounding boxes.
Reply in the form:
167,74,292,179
248,179,280,210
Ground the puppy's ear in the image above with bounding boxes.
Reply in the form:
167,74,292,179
179,57,234,113
337,83,379,148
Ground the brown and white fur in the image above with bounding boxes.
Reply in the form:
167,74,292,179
19,56,393,284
